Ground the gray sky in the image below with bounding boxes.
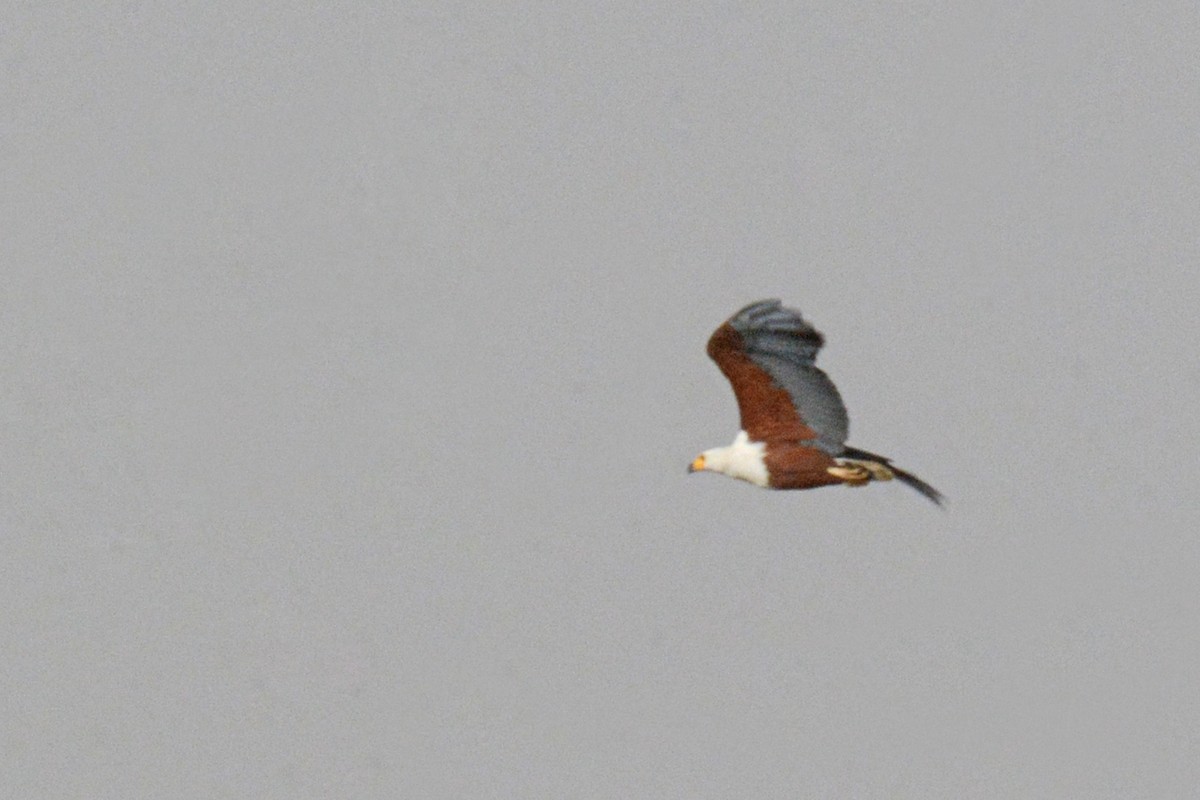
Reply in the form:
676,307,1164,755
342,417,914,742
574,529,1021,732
4,4,1199,797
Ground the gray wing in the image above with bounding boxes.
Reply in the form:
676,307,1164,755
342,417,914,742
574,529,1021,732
727,299,849,454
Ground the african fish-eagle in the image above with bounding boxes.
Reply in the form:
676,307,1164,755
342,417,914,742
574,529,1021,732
689,299,943,505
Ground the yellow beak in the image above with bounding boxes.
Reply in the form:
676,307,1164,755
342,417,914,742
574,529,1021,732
688,455,706,473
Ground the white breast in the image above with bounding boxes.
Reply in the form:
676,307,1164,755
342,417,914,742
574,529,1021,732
706,431,769,487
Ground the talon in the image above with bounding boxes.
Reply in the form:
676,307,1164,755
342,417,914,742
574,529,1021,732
829,459,895,486
861,462,894,482
827,464,870,485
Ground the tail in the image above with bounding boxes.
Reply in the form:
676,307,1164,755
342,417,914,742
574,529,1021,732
841,446,945,507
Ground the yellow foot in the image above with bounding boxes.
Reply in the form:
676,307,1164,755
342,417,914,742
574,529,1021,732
828,459,895,486
827,463,871,486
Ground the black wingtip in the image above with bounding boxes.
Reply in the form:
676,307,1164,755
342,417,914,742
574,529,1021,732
840,446,944,508
891,467,946,508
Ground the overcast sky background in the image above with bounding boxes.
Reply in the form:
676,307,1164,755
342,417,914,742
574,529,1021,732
4,4,1199,798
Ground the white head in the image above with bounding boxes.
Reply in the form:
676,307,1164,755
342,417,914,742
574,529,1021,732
688,431,769,487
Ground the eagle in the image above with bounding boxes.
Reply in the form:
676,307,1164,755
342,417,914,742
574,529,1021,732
689,299,943,505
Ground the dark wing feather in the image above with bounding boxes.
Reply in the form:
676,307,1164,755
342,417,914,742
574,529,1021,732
840,446,945,506
712,299,849,453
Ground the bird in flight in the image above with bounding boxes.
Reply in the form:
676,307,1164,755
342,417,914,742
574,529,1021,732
689,299,943,506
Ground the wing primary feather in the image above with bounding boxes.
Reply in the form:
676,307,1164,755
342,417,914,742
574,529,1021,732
840,446,945,506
